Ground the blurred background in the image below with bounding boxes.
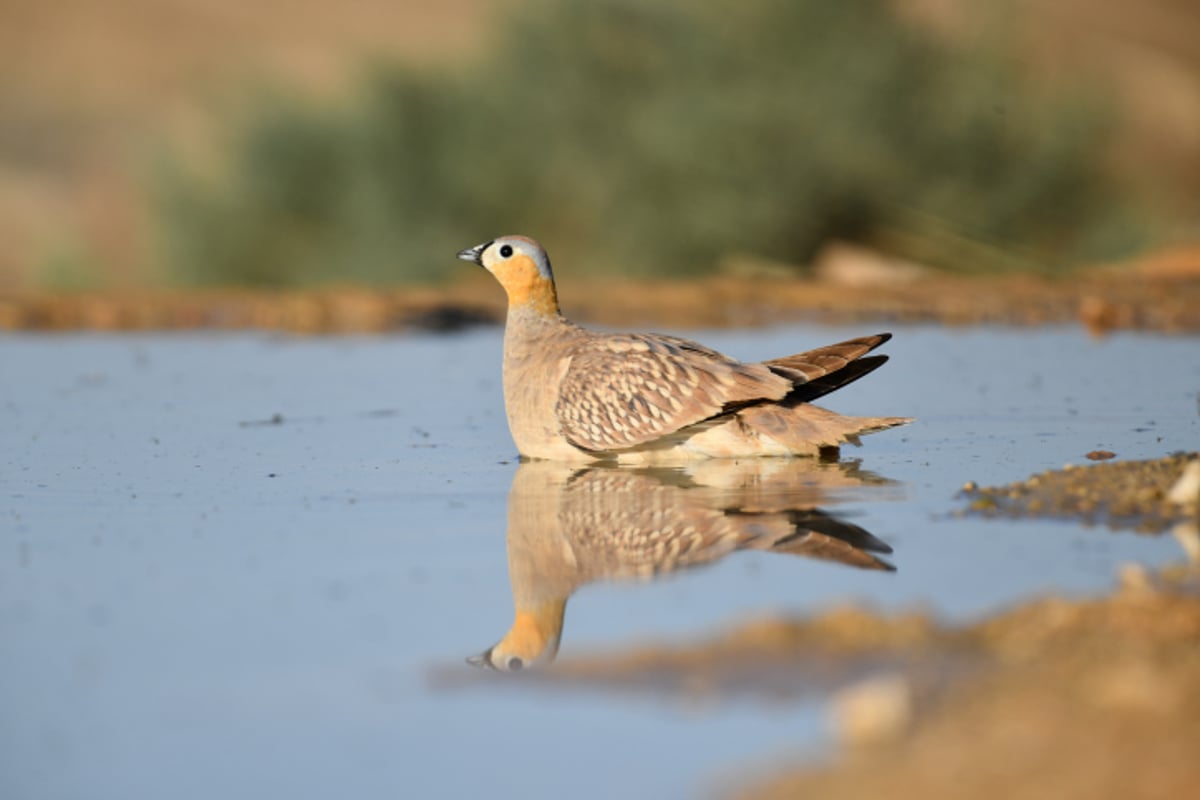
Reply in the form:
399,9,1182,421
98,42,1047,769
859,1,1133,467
2,0,1197,290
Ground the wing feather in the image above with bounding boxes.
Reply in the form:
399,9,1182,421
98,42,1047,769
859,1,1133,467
556,333,789,452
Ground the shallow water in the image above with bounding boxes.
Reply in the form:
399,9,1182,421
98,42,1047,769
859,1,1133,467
2,325,1197,799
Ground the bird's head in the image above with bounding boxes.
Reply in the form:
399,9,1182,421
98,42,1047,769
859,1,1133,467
466,599,566,672
457,235,559,315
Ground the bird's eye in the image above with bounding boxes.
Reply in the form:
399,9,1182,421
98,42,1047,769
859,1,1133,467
507,657,524,671
499,244,514,258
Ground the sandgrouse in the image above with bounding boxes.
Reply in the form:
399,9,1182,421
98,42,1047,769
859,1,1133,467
458,235,909,463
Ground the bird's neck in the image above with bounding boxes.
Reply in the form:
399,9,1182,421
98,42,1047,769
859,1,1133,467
505,274,560,318
504,296,574,344
498,598,567,664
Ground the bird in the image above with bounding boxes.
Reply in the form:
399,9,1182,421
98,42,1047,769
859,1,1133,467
458,235,910,463
468,459,897,671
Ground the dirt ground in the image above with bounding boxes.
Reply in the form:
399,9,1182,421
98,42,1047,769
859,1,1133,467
2,248,1200,334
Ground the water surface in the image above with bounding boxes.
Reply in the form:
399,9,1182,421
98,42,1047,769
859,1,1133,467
2,325,1197,799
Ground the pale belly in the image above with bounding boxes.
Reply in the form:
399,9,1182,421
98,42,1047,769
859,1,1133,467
518,414,815,465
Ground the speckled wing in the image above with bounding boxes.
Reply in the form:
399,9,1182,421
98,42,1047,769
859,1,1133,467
556,469,741,577
554,333,790,452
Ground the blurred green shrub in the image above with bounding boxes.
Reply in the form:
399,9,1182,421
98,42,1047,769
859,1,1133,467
155,0,1145,286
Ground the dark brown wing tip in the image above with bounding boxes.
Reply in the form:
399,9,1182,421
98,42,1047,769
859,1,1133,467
784,354,891,404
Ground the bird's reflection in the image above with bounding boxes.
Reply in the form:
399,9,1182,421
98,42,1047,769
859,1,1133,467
470,459,900,671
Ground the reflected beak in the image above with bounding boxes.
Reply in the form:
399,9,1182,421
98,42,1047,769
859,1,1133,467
466,649,494,670
456,241,490,266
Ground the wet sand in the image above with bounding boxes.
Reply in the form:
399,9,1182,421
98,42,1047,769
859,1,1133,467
497,565,1200,800
738,571,1200,800
961,452,1200,533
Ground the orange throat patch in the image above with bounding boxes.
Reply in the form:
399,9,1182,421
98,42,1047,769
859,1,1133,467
498,255,560,316
498,601,567,661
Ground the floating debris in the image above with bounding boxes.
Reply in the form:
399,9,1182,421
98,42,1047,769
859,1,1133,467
239,412,286,427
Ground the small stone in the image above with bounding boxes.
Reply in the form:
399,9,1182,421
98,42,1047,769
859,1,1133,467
1166,461,1200,507
830,674,913,747
1117,562,1152,593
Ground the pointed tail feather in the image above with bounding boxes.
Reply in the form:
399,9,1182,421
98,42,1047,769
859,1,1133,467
737,402,912,456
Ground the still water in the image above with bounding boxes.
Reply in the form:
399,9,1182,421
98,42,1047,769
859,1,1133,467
2,325,1197,799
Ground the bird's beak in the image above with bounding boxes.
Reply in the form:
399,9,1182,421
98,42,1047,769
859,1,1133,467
456,241,490,266
465,649,494,669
